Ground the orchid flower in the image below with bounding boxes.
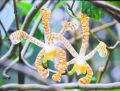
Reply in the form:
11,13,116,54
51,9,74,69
67,13,108,84
10,8,78,81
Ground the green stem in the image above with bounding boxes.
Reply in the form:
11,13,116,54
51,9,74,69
0,20,10,42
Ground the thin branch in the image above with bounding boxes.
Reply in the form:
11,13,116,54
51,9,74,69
0,45,17,63
89,1,120,22
0,0,47,65
0,0,8,11
96,52,111,83
76,20,117,40
13,0,19,30
90,31,100,43
0,0,47,70
66,2,77,17
98,20,117,41
21,0,47,31
13,0,25,86
0,33,17,71
108,41,120,50
0,20,10,42
21,15,42,57
71,0,75,9
1,59,56,85
3,57,19,79
62,2,80,21
96,41,120,83
0,82,120,90
66,3,75,17
91,20,117,33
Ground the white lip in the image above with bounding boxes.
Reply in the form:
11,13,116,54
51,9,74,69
74,56,86,66
45,45,55,53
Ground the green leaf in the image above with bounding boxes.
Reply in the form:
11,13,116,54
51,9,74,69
17,1,33,15
17,1,40,21
54,2,63,10
54,0,66,10
80,0,103,21
34,28,43,40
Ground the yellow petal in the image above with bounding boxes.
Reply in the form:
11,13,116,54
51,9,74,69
74,64,87,74
45,51,58,60
81,66,87,74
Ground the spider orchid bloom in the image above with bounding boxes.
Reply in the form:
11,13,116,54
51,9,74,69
35,8,78,81
67,55,93,84
68,41,108,84
67,13,108,84
9,8,78,82
68,41,108,75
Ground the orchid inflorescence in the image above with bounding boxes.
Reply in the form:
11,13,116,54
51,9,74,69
10,8,108,84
